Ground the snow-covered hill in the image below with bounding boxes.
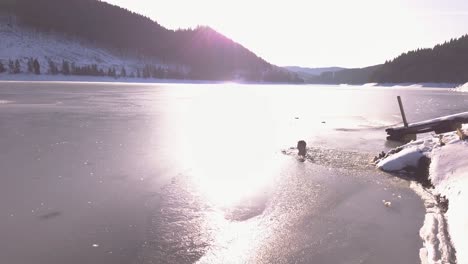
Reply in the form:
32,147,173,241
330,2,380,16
0,15,301,83
0,17,179,77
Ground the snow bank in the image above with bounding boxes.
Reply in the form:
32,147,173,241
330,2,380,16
411,183,456,264
375,125,468,264
0,73,214,85
376,146,424,171
453,82,468,92
376,83,458,89
429,141,468,264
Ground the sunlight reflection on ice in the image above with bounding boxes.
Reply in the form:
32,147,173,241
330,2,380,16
169,86,286,207
196,211,264,264
190,155,284,208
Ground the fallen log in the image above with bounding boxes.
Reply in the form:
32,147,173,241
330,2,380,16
386,111,468,141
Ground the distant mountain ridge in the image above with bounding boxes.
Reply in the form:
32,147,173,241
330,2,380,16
285,66,345,76
0,0,302,82
308,65,382,84
285,66,347,83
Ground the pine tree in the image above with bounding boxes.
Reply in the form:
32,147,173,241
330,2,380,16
0,61,5,73
8,60,14,73
14,59,21,74
156,67,165,78
27,58,34,73
142,65,150,78
106,67,116,77
62,60,70,75
48,60,58,74
91,64,99,76
33,59,40,74
71,62,77,75
120,66,126,77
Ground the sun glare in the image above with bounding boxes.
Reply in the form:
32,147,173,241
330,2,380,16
167,85,286,207
104,0,468,67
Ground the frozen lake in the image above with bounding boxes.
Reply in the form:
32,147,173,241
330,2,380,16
1,82,467,264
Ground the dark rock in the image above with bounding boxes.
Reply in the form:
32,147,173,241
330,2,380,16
415,156,433,188
435,195,449,213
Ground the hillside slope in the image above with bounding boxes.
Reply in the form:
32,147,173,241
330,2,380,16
290,35,468,85
0,0,301,82
371,35,468,84
0,22,156,76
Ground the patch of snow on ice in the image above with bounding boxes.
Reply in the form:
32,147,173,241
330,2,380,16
376,146,424,171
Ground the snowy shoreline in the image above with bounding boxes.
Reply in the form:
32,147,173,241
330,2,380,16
364,82,459,88
0,73,226,85
453,82,468,92
375,125,468,264
0,74,465,88
0,73,310,86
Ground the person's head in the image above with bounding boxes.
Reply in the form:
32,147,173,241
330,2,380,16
297,140,307,156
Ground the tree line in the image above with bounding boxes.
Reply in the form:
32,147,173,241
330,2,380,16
0,58,303,83
369,35,468,83
0,58,191,79
309,34,468,85
0,58,38,74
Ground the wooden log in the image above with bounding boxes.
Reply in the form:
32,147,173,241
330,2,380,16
397,96,409,127
386,112,468,141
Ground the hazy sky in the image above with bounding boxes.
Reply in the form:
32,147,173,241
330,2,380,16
103,0,468,68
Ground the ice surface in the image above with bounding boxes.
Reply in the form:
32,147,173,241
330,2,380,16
1,82,431,264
